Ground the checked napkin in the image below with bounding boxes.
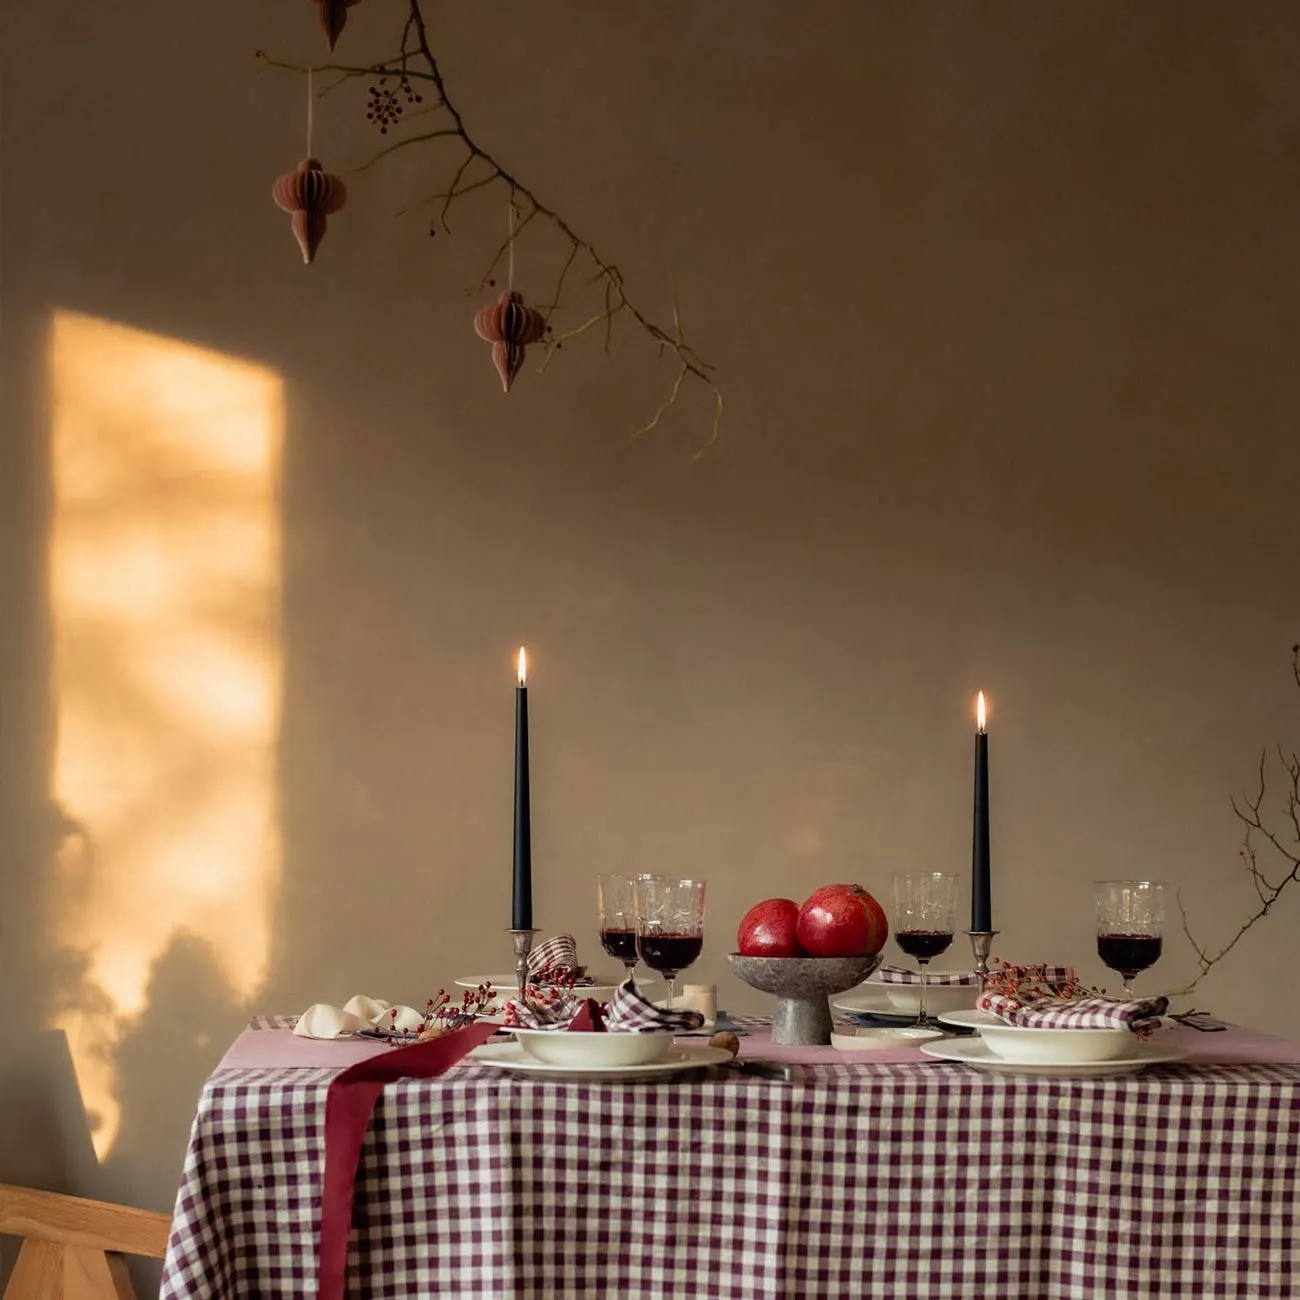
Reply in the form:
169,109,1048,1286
504,976,705,1032
878,966,978,986
525,933,594,985
978,992,1168,1032
977,961,1167,1031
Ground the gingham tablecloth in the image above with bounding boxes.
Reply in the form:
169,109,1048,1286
160,1019,1300,1299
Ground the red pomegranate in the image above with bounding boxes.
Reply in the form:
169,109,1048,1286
796,884,888,958
737,898,804,957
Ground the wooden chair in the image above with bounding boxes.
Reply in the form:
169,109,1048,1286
0,1185,170,1299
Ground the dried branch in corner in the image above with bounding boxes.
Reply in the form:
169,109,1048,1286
257,0,723,452
1178,644,1300,988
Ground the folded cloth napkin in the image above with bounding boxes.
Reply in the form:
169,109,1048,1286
878,966,979,986
296,995,426,1039
320,1023,495,1300
977,991,1169,1033
504,976,705,1033
526,933,595,986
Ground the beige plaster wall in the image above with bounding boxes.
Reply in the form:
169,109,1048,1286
2,0,1298,1284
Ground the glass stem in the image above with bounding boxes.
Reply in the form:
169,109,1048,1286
917,960,929,1024
1122,974,1134,1000
666,976,676,1011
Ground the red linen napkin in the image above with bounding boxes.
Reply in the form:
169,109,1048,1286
319,1021,496,1300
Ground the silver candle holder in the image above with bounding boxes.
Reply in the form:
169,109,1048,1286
507,928,538,1005
966,930,999,992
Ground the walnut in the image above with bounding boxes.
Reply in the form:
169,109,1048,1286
709,1031,740,1057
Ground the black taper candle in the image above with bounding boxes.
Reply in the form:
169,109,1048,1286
512,649,533,931
971,691,991,932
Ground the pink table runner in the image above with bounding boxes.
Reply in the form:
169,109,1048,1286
219,1019,1300,1071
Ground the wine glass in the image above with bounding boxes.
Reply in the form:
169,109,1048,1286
634,876,706,1010
597,874,650,979
1094,880,1165,999
891,872,960,1028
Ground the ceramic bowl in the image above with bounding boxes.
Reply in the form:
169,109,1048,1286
510,1028,677,1067
877,975,979,1016
727,952,883,1046
976,1020,1133,1064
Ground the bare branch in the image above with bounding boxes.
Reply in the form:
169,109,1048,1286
1181,646,1300,986
261,2,722,442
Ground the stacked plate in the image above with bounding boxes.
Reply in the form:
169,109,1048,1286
921,1009,1187,1076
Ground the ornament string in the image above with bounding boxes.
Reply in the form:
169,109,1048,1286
507,184,516,292
306,66,314,158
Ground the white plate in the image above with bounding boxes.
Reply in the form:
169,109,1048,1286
865,973,980,1016
455,973,623,1001
920,1037,1187,1076
830,1027,945,1052
468,1041,733,1081
832,986,934,1020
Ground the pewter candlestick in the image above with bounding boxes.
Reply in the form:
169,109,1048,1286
967,929,999,992
508,928,537,1005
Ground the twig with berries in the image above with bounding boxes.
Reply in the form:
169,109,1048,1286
255,0,723,452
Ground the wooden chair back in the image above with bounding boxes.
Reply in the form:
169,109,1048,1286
0,1185,170,1300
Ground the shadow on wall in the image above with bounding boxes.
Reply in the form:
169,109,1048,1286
0,308,286,1270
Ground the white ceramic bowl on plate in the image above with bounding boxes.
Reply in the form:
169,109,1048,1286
940,1010,1134,1063
876,974,979,1016
510,1029,677,1068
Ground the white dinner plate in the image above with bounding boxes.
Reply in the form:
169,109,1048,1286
455,973,623,1000
831,986,927,1020
920,1037,1188,1076
468,1041,733,1081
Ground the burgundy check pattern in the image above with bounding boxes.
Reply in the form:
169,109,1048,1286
507,978,705,1032
979,992,1169,1031
161,1022,1300,1299
526,932,581,977
879,965,978,985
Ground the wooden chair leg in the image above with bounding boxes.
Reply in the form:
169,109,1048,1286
4,1240,64,1299
64,1246,138,1300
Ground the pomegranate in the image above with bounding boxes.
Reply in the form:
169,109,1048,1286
737,898,804,957
796,884,888,958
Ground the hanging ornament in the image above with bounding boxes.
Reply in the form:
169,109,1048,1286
272,69,345,265
273,158,347,264
473,189,545,392
310,0,361,52
474,291,546,392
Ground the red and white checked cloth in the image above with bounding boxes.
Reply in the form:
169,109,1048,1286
878,965,978,985
979,990,1169,1031
504,976,705,1032
160,1017,1300,1300
526,932,581,977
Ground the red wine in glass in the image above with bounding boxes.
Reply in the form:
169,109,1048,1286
1098,933,1162,992
637,932,703,976
896,930,954,962
600,927,638,968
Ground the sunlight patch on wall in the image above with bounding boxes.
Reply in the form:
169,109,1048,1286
48,310,283,1159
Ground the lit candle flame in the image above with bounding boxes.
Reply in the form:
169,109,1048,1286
977,690,986,733
517,646,527,686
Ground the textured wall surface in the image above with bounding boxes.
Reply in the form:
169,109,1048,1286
1,0,1298,1277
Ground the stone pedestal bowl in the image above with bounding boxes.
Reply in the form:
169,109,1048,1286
727,953,883,1045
